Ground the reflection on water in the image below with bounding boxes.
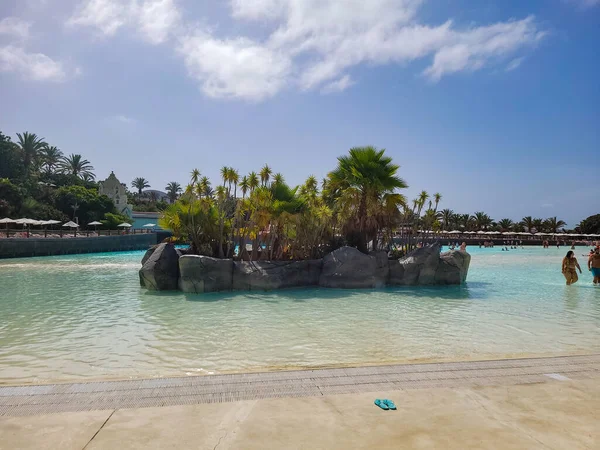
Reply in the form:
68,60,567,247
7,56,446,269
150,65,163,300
0,247,599,383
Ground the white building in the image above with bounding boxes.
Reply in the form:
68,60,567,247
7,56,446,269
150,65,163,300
98,171,133,217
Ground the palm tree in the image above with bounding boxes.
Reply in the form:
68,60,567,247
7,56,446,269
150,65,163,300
248,171,259,192
416,191,429,217
199,176,211,198
60,154,95,179
433,193,442,212
273,172,285,186
532,218,544,233
190,169,201,185
544,217,566,233
521,216,534,233
16,132,46,171
230,169,239,198
240,176,249,199
328,146,407,253
40,145,63,173
472,211,493,231
440,209,454,231
220,166,230,189
131,177,150,195
165,182,182,203
498,218,514,231
260,164,272,187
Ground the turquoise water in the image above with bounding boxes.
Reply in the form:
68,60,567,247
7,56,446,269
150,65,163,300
0,247,598,383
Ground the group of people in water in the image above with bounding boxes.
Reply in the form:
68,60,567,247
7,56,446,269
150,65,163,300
562,246,600,286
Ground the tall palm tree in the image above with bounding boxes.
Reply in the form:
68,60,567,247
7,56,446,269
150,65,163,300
220,166,230,189
16,132,46,171
416,190,429,217
248,171,259,192
472,211,493,231
190,168,201,185
544,217,566,233
498,218,514,231
440,209,454,231
230,169,239,198
521,216,534,233
240,176,249,199
273,172,285,186
165,182,182,203
131,177,150,195
60,154,95,179
433,193,442,212
532,218,544,233
328,146,407,253
260,164,272,187
40,145,63,174
199,176,211,198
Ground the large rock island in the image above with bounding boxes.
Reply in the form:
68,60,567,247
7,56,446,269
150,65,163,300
139,243,471,293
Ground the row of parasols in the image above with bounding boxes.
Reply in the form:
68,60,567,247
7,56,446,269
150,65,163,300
0,217,157,229
417,230,600,237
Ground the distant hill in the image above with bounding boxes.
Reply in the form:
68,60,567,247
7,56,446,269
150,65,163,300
142,190,168,201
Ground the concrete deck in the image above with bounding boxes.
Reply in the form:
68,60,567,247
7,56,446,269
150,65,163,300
0,376,598,449
0,354,598,417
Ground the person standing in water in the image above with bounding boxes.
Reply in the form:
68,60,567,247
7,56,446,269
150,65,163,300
588,247,600,285
562,251,582,285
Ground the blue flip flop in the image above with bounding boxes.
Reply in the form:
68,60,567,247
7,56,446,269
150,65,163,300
383,399,397,410
374,399,389,410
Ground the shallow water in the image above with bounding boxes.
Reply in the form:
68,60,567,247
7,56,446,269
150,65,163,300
0,246,598,383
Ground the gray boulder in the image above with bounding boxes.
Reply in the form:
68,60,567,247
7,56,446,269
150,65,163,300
179,255,233,293
141,245,158,265
139,243,180,290
390,244,441,286
369,251,390,287
233,260,322,291
435,250,471,285
319,246,381,289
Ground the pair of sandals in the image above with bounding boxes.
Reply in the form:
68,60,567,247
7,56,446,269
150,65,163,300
374,399,396,410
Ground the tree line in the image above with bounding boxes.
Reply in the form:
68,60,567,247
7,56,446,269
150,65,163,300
0,130,129,228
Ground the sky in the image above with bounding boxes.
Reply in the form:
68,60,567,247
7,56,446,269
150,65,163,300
0,0,598,228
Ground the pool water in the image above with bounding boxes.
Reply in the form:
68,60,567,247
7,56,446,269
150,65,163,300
0,246,598,383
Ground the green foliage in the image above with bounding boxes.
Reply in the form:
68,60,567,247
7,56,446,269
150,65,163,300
0,178,25,216
54,185,114,224
0,133,26,180
102,212,132,229
576,214,600,234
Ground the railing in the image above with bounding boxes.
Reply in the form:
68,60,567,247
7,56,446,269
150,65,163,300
0,228,157,239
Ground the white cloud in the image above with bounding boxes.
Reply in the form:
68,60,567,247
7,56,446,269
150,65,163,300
321,75,355,94
68,0,180,44
67,0,127,37
0,45,67,82
506,57,525,72
113,114,136,124
0,17,32,39
133,0,181,44
68,0,548,101
569,0,600,8
177,33,291,101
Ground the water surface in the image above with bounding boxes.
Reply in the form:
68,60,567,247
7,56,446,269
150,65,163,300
0,246,598,383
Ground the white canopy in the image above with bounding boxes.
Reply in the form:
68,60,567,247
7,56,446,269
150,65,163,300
117,222,132,228
42,220,61,225
62,221,79,228
142,223,156,228
448,230,462,234
15,218,39,225
0,217,15,224
501,232,513,235
88,221,103,226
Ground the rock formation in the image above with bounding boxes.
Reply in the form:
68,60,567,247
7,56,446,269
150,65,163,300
139,243,180,291
140,243,471,293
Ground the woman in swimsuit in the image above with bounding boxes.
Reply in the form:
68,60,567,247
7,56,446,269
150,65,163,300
562,250,582,285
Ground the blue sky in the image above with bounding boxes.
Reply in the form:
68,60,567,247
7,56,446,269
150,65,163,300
1,0,598,227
